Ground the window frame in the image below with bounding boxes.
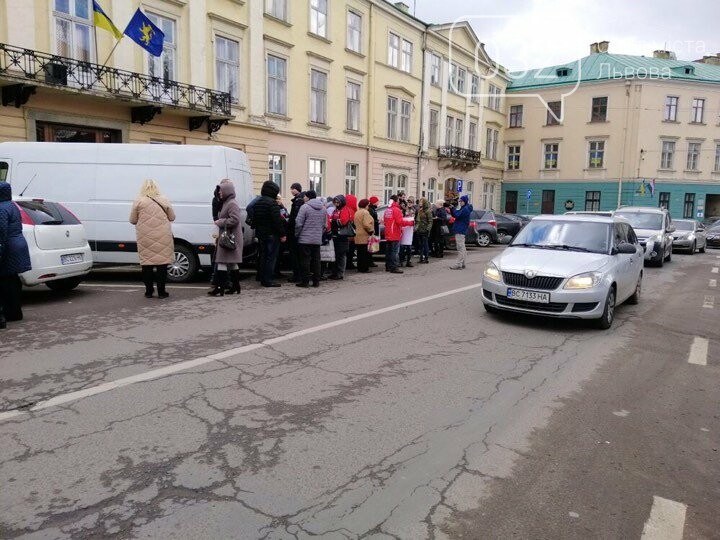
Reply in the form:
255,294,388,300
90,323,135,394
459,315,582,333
309,68,328,125
468,121,477,150
387,96,398,139
507,145,521,170
470,74,479,103
308,157,325,196
429,109,439,148
456,67,466,93
686,141,701,171
585,191,601,211
53,0,95,62
509,104,523,128
664,96,679,121
455,118,464,149
215,35,241,104
445,116,454,146
658,192,670,210
265,0,288,21
430,53,441,86
588,140,605,169
401,39,413,73
266,54,288,116
383,172,396,205
346,9,362,53
400,100,411,142
346,80,361,132
544,142,559,169
546,101,562,125
691,98,705,123
683,193,695,219
715,143,720,172
590,96,608,122
345,162,359,195
660,140,676,169
387,32,400,68
146,12,177,82
268,153,286,191
309,0,328,38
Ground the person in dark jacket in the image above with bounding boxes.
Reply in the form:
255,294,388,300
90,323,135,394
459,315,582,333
450,195,473,270
367,196,380,267
209,180,244,296
430,199,448,258
286,182,304,282
0,182,31,328
210,184,230,290
294,190,326,287
329,194,354,280
253,181,286,287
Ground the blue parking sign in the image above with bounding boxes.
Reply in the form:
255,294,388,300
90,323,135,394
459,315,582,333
526,189,532,200
457,180,463,193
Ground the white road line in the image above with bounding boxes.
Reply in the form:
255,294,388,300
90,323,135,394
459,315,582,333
712,267,719,274
710,279,718,288
703,296,715,309
641,496,687,540
1,283,483,421
80,283,211,290
688,337,709,366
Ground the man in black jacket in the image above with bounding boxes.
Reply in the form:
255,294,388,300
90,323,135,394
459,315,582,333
253,181,286,287
286,182,304,282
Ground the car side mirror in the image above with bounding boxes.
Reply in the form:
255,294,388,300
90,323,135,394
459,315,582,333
616,242,637,254
666,224,676,233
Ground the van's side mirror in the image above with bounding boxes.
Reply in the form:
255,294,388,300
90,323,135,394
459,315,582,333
666,224,676,233
615,242,637,254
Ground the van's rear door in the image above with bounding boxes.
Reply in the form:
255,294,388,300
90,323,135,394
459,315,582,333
15,200,88,250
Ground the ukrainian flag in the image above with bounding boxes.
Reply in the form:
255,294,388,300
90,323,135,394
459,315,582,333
93,1,123,39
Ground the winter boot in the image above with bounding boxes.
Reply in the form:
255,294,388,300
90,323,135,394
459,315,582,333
208,270,227,296
226,270,242,295
0,305,6,330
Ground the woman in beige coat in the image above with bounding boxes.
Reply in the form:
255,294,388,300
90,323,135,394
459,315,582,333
129,180,176,298
353,199,375,273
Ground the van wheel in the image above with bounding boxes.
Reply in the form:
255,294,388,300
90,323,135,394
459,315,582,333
168,244,198,283
46,277,82,291
596,287,616,330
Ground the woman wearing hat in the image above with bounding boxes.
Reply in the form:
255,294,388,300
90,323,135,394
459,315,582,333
353,199,375,273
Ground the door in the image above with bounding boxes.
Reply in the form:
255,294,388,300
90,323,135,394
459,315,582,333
541,190,555,214
505,190,518,213
613,224,633,298
696,222,706,249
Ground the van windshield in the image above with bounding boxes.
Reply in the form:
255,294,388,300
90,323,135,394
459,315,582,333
615,212,663,230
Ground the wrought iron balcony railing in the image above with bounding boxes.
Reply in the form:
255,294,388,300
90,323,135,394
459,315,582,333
438,146,482,164
0,43,231,118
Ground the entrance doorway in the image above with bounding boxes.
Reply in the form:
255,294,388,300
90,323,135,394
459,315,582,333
36,122,121,143
541,190,555,214
505,190,518,213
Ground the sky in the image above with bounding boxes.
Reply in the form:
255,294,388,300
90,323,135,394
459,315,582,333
413,0,720,72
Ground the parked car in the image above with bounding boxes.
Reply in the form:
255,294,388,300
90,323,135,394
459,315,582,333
613,207,674,267
702,216,720,228
495,213,527,242
671,219,707,254
14,197,93,290
706,224,720,249
481,214,643,329
468,210,498,247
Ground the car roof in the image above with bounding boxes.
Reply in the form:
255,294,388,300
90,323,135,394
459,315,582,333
532,214,619,224
615,206,667,214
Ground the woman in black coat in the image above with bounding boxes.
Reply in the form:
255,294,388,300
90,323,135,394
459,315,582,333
0,182,31,329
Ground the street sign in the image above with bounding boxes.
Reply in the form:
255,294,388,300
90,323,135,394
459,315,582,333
526,189,532,200
457,180,463,193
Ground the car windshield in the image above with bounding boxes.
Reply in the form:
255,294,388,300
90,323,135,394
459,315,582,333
510,220,610,254
674,220,694,231
614,212,663,230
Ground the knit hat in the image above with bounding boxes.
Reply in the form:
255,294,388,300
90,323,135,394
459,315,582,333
291,182,302,192
305,190,317,199
368,196,379,205
358,198,369,208
460,195,470,204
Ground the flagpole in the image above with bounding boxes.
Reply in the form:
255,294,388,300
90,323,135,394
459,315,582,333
101,39,122,68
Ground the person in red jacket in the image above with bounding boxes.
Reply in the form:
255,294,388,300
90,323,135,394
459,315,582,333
329,194,355,280
383,194,414,273
345,194,358,270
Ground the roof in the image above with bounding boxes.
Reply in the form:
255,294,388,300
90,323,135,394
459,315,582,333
508,52,720,91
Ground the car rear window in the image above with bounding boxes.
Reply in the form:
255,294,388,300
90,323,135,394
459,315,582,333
15,200,80,225
470,210,487,220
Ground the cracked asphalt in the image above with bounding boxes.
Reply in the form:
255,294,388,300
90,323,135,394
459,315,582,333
1,247,718,538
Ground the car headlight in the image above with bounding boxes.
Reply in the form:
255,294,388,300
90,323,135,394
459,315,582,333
564,271,602,289
647,234,661,244
483,262,501,282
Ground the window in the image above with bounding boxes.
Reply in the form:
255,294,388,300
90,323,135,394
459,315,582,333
469,122,477,150
346,81,361,131
544,142,559,169
427,178,437,203
309,158,325,195
398,174,407,191
429,109,439,148
658,192,670,210
36,121,120,143
347,11,362,52
310,0,328,38
664,96,679,121
546,101,561,125
448,63,458,92
507,145,521,170
401,39,413,73
505,190,518,213
400,100,411,142
591,97,608,122
687,142,701,170
265,0,287,21
466,181,474,206
456,67,466,93
691,98,705,123
387,96,398,139
383,173,395,204
660,140,675,169
715,144,720,172
470,74,479,103
509,105,523,128
345,163,359,195
683,193,695,218
455,118,464,148
267,55,287,115
585,191,601,211
53,0,94,62
588,140,605,168
146,13,176,82
215,36,240,103
488,84,501,110
310,69,327,124
268,153,285,190
485,128,498,160
388,33,400,68
483,182,495,209
445,116,454,146
430,54,441,86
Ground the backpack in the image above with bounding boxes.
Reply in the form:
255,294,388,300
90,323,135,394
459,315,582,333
245,196,259,229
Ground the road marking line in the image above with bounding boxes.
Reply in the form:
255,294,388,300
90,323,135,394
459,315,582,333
703,296,715,309
0,283,483,421
688,337,709,366
641,496,687,540
710,279,718,288
80,283,210,290
712,267,719,274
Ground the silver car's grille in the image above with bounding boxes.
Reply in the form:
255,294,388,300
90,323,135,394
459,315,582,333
502,272,563,290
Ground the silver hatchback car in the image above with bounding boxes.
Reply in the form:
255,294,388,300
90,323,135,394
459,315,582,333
481,215,644,329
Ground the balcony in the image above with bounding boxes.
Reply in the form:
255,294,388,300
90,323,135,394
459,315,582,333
0,43,232,134
438,145,482,171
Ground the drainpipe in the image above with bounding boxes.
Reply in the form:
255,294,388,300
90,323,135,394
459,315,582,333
618,79,632,208
365,2,375,198
417,25,428,200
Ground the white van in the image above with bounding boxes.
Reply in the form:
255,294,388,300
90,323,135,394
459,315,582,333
0,142,255,282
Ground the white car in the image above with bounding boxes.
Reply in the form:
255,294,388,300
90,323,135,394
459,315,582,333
14,197,93,290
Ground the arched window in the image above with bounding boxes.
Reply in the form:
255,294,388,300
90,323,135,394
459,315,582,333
465,181,474,206
398,174,408,191
383,173,395,204
427,177,437,203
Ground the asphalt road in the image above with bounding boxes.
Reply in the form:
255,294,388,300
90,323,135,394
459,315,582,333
0,246,718,539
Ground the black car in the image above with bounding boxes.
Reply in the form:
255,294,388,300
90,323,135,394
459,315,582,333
706,225,720,248
468,210,498,247
495,213,527,242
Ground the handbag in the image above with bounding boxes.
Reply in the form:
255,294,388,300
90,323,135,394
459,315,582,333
337,220,356,237
368,235,380,253
219,226,236,250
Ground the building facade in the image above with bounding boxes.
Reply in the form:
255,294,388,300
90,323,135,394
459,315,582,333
502,43,720,220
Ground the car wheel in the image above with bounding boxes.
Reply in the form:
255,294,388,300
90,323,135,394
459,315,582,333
45,276,83,291
688,241,696,255
167,244,199,283
596,287,616,330
699,243,706,253
476,232,492,247
627,273,642,305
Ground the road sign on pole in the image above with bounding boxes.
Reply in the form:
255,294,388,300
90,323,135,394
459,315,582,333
526,189,532,214
457,180,464,193
526,189,532,200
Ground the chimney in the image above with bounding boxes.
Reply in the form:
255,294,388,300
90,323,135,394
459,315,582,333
695,53,720,65
394,1,410,12
598,41,610,53
653,50,677,60
590,42,599,54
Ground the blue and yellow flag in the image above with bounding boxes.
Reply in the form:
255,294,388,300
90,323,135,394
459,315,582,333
92,1,123,39
123,9,165,57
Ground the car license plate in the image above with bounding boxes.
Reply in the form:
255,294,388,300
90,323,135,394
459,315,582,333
61,253,83,265
507,288,550,303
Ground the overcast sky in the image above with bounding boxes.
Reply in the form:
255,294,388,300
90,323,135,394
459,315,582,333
413,0,720,72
